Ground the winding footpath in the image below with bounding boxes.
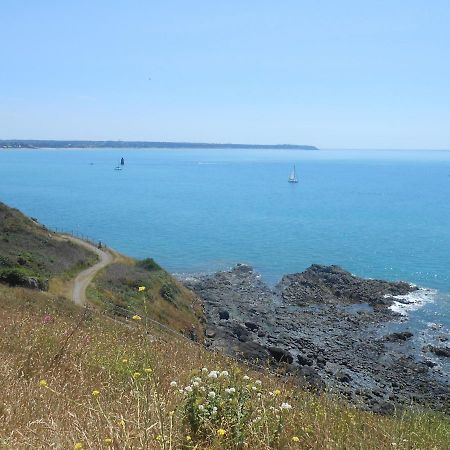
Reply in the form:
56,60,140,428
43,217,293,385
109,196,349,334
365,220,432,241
65,236,113,305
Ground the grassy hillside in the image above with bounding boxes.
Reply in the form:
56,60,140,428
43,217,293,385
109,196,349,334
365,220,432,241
87,257,204,337
0,202,449,448
0,202,97,288
1,285,449,449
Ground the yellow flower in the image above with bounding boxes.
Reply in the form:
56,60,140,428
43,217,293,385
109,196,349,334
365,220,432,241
156,435,162,441
132,371,142,379
122,358,128,364
186,435,192,442
138,286,146,292
292,436,300,442
144,367,152,374
39,379,48,388
73,443,83,450
92,389,100,397
132,315,142,321
104,437,113,445
118,419,125,427
217,428,226,437
273,389,281,396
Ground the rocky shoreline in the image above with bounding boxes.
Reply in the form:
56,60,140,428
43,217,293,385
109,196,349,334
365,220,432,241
183,264,450,414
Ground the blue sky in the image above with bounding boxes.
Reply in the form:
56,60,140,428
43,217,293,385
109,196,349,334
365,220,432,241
1,0,449,149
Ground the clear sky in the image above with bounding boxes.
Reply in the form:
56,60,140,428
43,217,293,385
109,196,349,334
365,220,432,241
1,1,449,149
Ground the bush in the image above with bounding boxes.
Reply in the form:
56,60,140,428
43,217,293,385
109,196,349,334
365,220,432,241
173,368,293,448
0,267,45,289
160,282,180,302
138,258,162,272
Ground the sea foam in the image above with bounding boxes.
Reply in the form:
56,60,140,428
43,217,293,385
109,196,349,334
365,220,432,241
389,288,437,316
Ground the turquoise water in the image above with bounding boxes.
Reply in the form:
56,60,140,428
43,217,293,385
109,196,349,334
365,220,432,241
0,148,449,330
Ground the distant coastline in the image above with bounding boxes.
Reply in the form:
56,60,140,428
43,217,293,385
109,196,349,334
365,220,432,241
0,139,318,150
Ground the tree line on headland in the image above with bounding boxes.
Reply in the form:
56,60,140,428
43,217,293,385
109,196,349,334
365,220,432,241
0,139,318,150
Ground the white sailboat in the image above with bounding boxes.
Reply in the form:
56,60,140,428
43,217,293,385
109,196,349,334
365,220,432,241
288,164,298,183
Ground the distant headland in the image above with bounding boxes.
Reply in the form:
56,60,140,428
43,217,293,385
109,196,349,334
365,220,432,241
0,139,318,150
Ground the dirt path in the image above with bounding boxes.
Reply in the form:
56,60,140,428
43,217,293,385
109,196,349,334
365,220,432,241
64,236,114,305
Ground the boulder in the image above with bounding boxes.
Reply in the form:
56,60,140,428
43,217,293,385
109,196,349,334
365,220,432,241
268,347,294,364
384,331,413,342
219,309,230,320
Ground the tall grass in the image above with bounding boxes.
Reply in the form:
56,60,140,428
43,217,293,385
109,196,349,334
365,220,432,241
0,286,449,449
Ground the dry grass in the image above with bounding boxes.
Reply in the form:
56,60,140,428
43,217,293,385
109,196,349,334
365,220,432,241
1,285,449,449
87,261,203,337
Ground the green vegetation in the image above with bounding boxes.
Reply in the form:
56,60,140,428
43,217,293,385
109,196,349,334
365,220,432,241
1,285,449,449
1,201,449,449
0,202,97,286
87,261,203,336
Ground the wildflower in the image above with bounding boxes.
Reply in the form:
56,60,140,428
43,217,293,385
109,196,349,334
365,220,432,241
170,381,178,387
220,370,229,377
252,386,257,391
138,286,146,292
192,381,200,387
185,385,193,393
280,402,292,410
212,406,218,415
255,380,262,386
39,379,48,388
186,435,192,442
225,387,236,394
217,428,226,437
243,375,250,381
104,437,113,445
132,315,142,321
208,391,216,399
92,390,100,397
198,404,205,411
132,372,142,379
118,419,125,427
202,367,208,373
292,436,300,442
73,443,83,450
193,377,202,383
208,370,219,379
122,358,128,364
42,314,52,324
273,389,281,396
144,367,152,374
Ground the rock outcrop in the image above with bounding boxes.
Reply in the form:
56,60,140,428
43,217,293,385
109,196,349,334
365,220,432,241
183,264,450,414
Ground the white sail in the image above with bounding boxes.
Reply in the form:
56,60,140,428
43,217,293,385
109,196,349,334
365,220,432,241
288,164,298,183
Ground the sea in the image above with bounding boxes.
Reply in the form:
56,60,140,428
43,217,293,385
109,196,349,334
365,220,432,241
0,148,449,342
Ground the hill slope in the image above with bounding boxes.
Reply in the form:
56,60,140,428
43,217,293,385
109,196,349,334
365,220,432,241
0,203,449,449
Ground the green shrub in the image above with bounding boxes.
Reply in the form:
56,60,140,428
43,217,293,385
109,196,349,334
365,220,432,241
160,282,180,302
138,258,162,272
174,367,292,448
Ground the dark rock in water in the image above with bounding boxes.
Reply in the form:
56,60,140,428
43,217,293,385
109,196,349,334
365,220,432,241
278,264,417,308
384,331,413,342
268,347,294,364
183,264,450,414
219,309,230,320
429,346,450,357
